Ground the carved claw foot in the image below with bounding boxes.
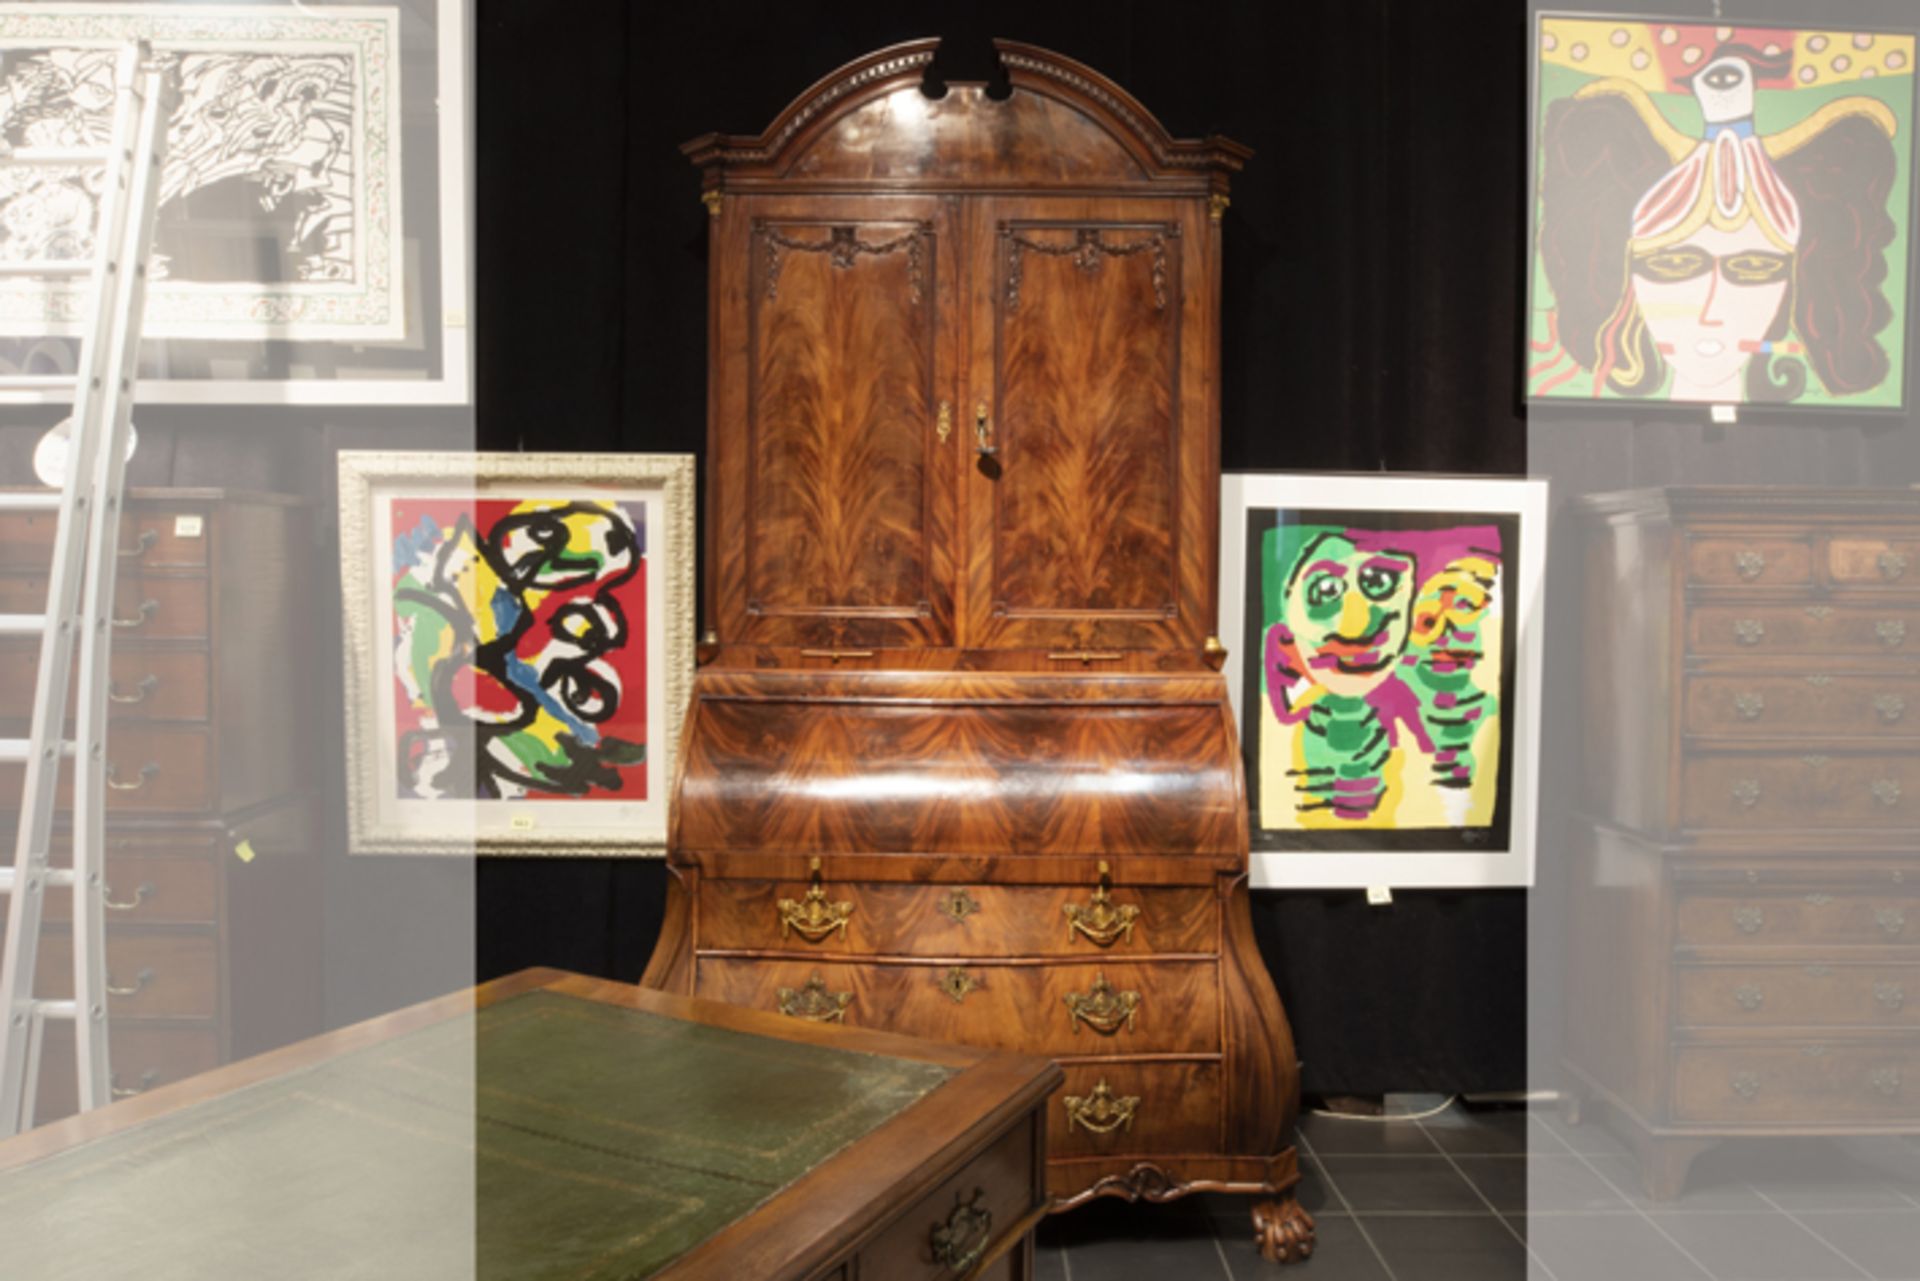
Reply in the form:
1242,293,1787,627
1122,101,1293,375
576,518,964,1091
1252,1195,1316,1264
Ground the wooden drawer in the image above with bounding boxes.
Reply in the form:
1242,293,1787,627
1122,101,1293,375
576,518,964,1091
1681,754,1920,830
1828,530,1920,589
1672,1042,1917,1125
0,647,210,722
0,507,210,570
0,726,213,813
694,957,1220,1058
1674,965,1920,1029
28,1023,222,1125
697,879,1217,958
1689,604,1919,657
1685,674,1920,740
1675,891,1917,948
1049,1061,1220,1159
31,931,220,1019
861,1116,1039,1281
39,855,219,926
0,573,209,642
1687,535,1814,587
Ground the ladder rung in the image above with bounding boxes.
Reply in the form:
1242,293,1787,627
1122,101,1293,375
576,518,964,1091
0,493,60,511
0,375,79,391
0,739,78,762
0,869,75,894
29,1001,77,1022
0,147,110,167
0,614,46,635
0,261,93,279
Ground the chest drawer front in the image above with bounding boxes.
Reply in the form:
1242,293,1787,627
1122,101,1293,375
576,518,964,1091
694,957,1220,1058
1050,1062,1220,1159
697,879,1217,958
1689,604,1920,657
0,727,213,814
31,932,220,1019
1672,1043,1917,1125
40,855,218,926
0,574,210,643
1675,892,1919,948
1681,754,1920,830
1674,965,1920,1029
1828,530,1920,589
0,648,211,723
28,1024,222,1124
1687,536,1814,587
1684,675,1920,739
860,1116,1039,1281
0,507,210,569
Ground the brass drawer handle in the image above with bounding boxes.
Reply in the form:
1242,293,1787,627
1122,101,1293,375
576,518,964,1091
1806,607,1834,623
1805,965,1834,977
1733,906,1766,935
105,761,159,792
1065,860,1139,948
938,966,980,1005
777,857,853,942
1872,779,1902,809
106,966,155,998
1878,907,1909,938
103,882,154,912
1734,618,1766,647
111,600,159,630
1735,550,1767,580
1803,1044,1831,1058
798,648,875,662
1806,893,1835,906
1875,982,1905,1013
118,531,156,560
1733,692,1765,721
1880,550,1910,582
107,674,159,705
974,403,997,459
1733,985,1765,1012
1064,972,1141,1035
1732,779,1762,810
1880,620,1909,649
1807,673,1835,686
936,888,980,924
1064,1079,1138,1135
1870,1068,1903,1098
929,1188,993,1274
111,1069,158,1099
775,971,851,1023
1875,694,1908,724
1731,1071,1762,1100
1803,754,1831,769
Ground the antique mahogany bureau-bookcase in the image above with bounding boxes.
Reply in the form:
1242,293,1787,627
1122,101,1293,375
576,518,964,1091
1568,487,1920,1198
638,40,1315,1260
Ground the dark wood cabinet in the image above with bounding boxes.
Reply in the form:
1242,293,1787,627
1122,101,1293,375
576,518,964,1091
642,41,1313,1262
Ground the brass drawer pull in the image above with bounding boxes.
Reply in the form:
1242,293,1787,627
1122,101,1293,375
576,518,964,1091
1735,550,1766,581
1806,894,1835,906
1875,982,1905,1013
1065,860,1140,948
1731,1071,1762,1100
111,600,159,630
1805,965,1834,978
1870,1068,1903,1098
1880,550,1910,582
929,1188,993,1274
1731,779,1762,811
1875,694,1908,724
111,1069,158,1099
107,674,159,705
106,966,155,998
974,403,997,459
1807,673,1835,686
1734,618,1766,647
799,648,875,662
1806,607,1834,623
1733,692,1765,721
938,967,980,1005
1064,972,1141,1035
1872,779,1902,809
118,530,157,560
775,971,852,1023
1803,1044,1830,1058
1064,1079,1138,1135
1733,906,1766,935
1880,620,1909,649
105,762,159,792
103,882,154,912
1878,907,1909,938
1733,985,1765,1012
936,888,980,924
1803,754,1831,768
777,857,853,942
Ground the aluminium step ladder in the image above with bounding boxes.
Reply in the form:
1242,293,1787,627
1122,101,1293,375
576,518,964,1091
0,42,172,1138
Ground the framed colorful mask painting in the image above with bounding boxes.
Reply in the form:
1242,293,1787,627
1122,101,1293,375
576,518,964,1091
338,453,695,854
1528,14,1917,412
1219,475,1548,888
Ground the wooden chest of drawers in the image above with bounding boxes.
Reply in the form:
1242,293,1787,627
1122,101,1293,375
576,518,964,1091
1569,488,1920,1198
0,490,320,1123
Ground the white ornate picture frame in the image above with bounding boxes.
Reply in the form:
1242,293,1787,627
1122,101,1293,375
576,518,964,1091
338,452,695,855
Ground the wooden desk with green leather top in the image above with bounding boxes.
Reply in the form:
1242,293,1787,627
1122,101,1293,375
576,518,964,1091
0,968,1061,1280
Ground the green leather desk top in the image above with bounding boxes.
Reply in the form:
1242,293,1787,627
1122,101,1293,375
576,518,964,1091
0,990,956,1280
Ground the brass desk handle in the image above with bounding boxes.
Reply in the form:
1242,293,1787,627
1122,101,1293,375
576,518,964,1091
1064,1079,1139,1135
775,971,851,1023
776,857,853,942
1870,1068,1903,1098
1733,985,1765,1013
107,966,155,998
799,648,874,662
1880,550,1910,582
1876,694,1907,724
1872,779,1902,809
1731,1071,1762,1100
104,882,153,912
105,761,159,792
118,530,156,560
974,403,997,459
1731,779,1762,811
1734,692,1765,721
1875,982,1905,1013
1065,860,1140,948
111,1069,158,1099
1064,972,1140,1035
1877,907,1908,938
1880,620,1908,649
108,674,159,705
1735,549,1766,581
930,1188,992,1274
111,600,158,630
1734,618,1766,647
1733,906,1766,935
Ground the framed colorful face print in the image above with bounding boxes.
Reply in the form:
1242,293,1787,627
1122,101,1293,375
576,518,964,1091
1219,475,1548,889
338,452,695,854
1528,14,1917,412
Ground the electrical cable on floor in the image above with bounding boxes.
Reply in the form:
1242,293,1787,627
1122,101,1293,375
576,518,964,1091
1308,1094,1460,1123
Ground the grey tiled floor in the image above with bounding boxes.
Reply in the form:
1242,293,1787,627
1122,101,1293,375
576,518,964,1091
1032,1099,1920,1279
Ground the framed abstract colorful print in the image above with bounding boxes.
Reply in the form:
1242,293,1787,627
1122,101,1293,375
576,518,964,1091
338,452,694,855
1219,475,1548,889
1528,13,1917,413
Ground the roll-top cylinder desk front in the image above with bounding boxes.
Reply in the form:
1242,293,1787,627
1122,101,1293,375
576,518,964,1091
639,40,1314,1263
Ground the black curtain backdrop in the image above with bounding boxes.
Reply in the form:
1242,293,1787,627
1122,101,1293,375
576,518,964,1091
472,0,1537,1094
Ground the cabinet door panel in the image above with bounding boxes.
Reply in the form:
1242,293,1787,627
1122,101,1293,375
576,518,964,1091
966,200,1210,652
718,198,957,648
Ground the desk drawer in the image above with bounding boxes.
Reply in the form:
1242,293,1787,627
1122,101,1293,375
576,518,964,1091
1685,675,1920,740
0,727,213,813
1689,604,1920,657
1674,965,1920,1029
0,574,208,642
1050,1062,1221,1160
1828,530,1920,589
695,957,1220,1057
861,1116,1038,1281
1687,535,1814,587
1675,892,1918,948
0,507,210,569
0,648,210,722
1681,754,1920,830
29,1024,223,1125
32,932,220,1019
40,855,219,926
1672,1043,1917,1125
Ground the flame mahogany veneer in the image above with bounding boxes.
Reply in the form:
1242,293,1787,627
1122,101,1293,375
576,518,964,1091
640,40,1313,1263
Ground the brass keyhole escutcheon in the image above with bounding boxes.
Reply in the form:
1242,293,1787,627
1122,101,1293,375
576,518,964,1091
974,403,997,459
